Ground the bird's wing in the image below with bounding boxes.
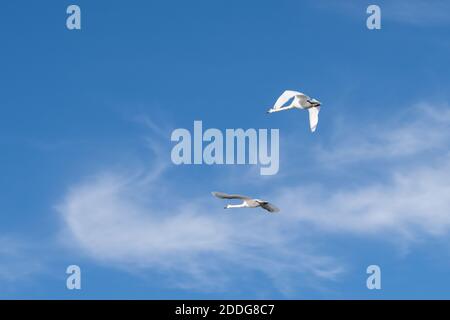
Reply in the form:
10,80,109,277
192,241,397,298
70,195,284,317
260,202,280,213
272,90,306,110
211,192,251,200
308,106,320,132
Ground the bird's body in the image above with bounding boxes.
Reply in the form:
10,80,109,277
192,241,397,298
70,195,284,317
211,192,280,213
267,90,322,132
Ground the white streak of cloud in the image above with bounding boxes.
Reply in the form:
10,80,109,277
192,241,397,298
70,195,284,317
56,154,343,292
56,102,450,292
0,236,43,283
316,103,450,165
277,103,450,241
312,0,450,27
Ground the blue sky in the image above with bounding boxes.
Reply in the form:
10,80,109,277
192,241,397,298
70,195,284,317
1,0,450,299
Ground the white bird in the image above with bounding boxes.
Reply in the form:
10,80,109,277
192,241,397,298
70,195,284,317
267,90,322,132
211,192,280,213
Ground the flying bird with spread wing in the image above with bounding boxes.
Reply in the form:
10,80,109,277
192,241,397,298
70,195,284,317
211,192,280,213
267,90,322,132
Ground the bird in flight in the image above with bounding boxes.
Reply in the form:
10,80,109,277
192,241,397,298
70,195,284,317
211,192,280,213
267,90,322,132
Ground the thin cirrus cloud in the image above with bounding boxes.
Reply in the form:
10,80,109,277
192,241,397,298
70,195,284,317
56,120,343,292
315,103,450,165
312,0,450,26
56,172,344,291
56,102,450,291
0,236,44,284
382,0,450,26
278,103,450,240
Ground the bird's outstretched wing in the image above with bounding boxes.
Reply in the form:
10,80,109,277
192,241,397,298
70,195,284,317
260,202,280,213
308,106,320,132
272,90,306,110
211,192,251,200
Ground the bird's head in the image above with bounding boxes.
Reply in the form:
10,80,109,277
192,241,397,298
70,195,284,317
309,98,321,107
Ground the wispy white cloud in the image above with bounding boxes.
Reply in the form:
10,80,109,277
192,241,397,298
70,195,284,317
316,103,450,165
277,158,450,238
276,102,450,242
56,101,450,293
0,236,44,283
382,0,450,26
56,122,344,292
57,172,344,291
312,0,450,26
